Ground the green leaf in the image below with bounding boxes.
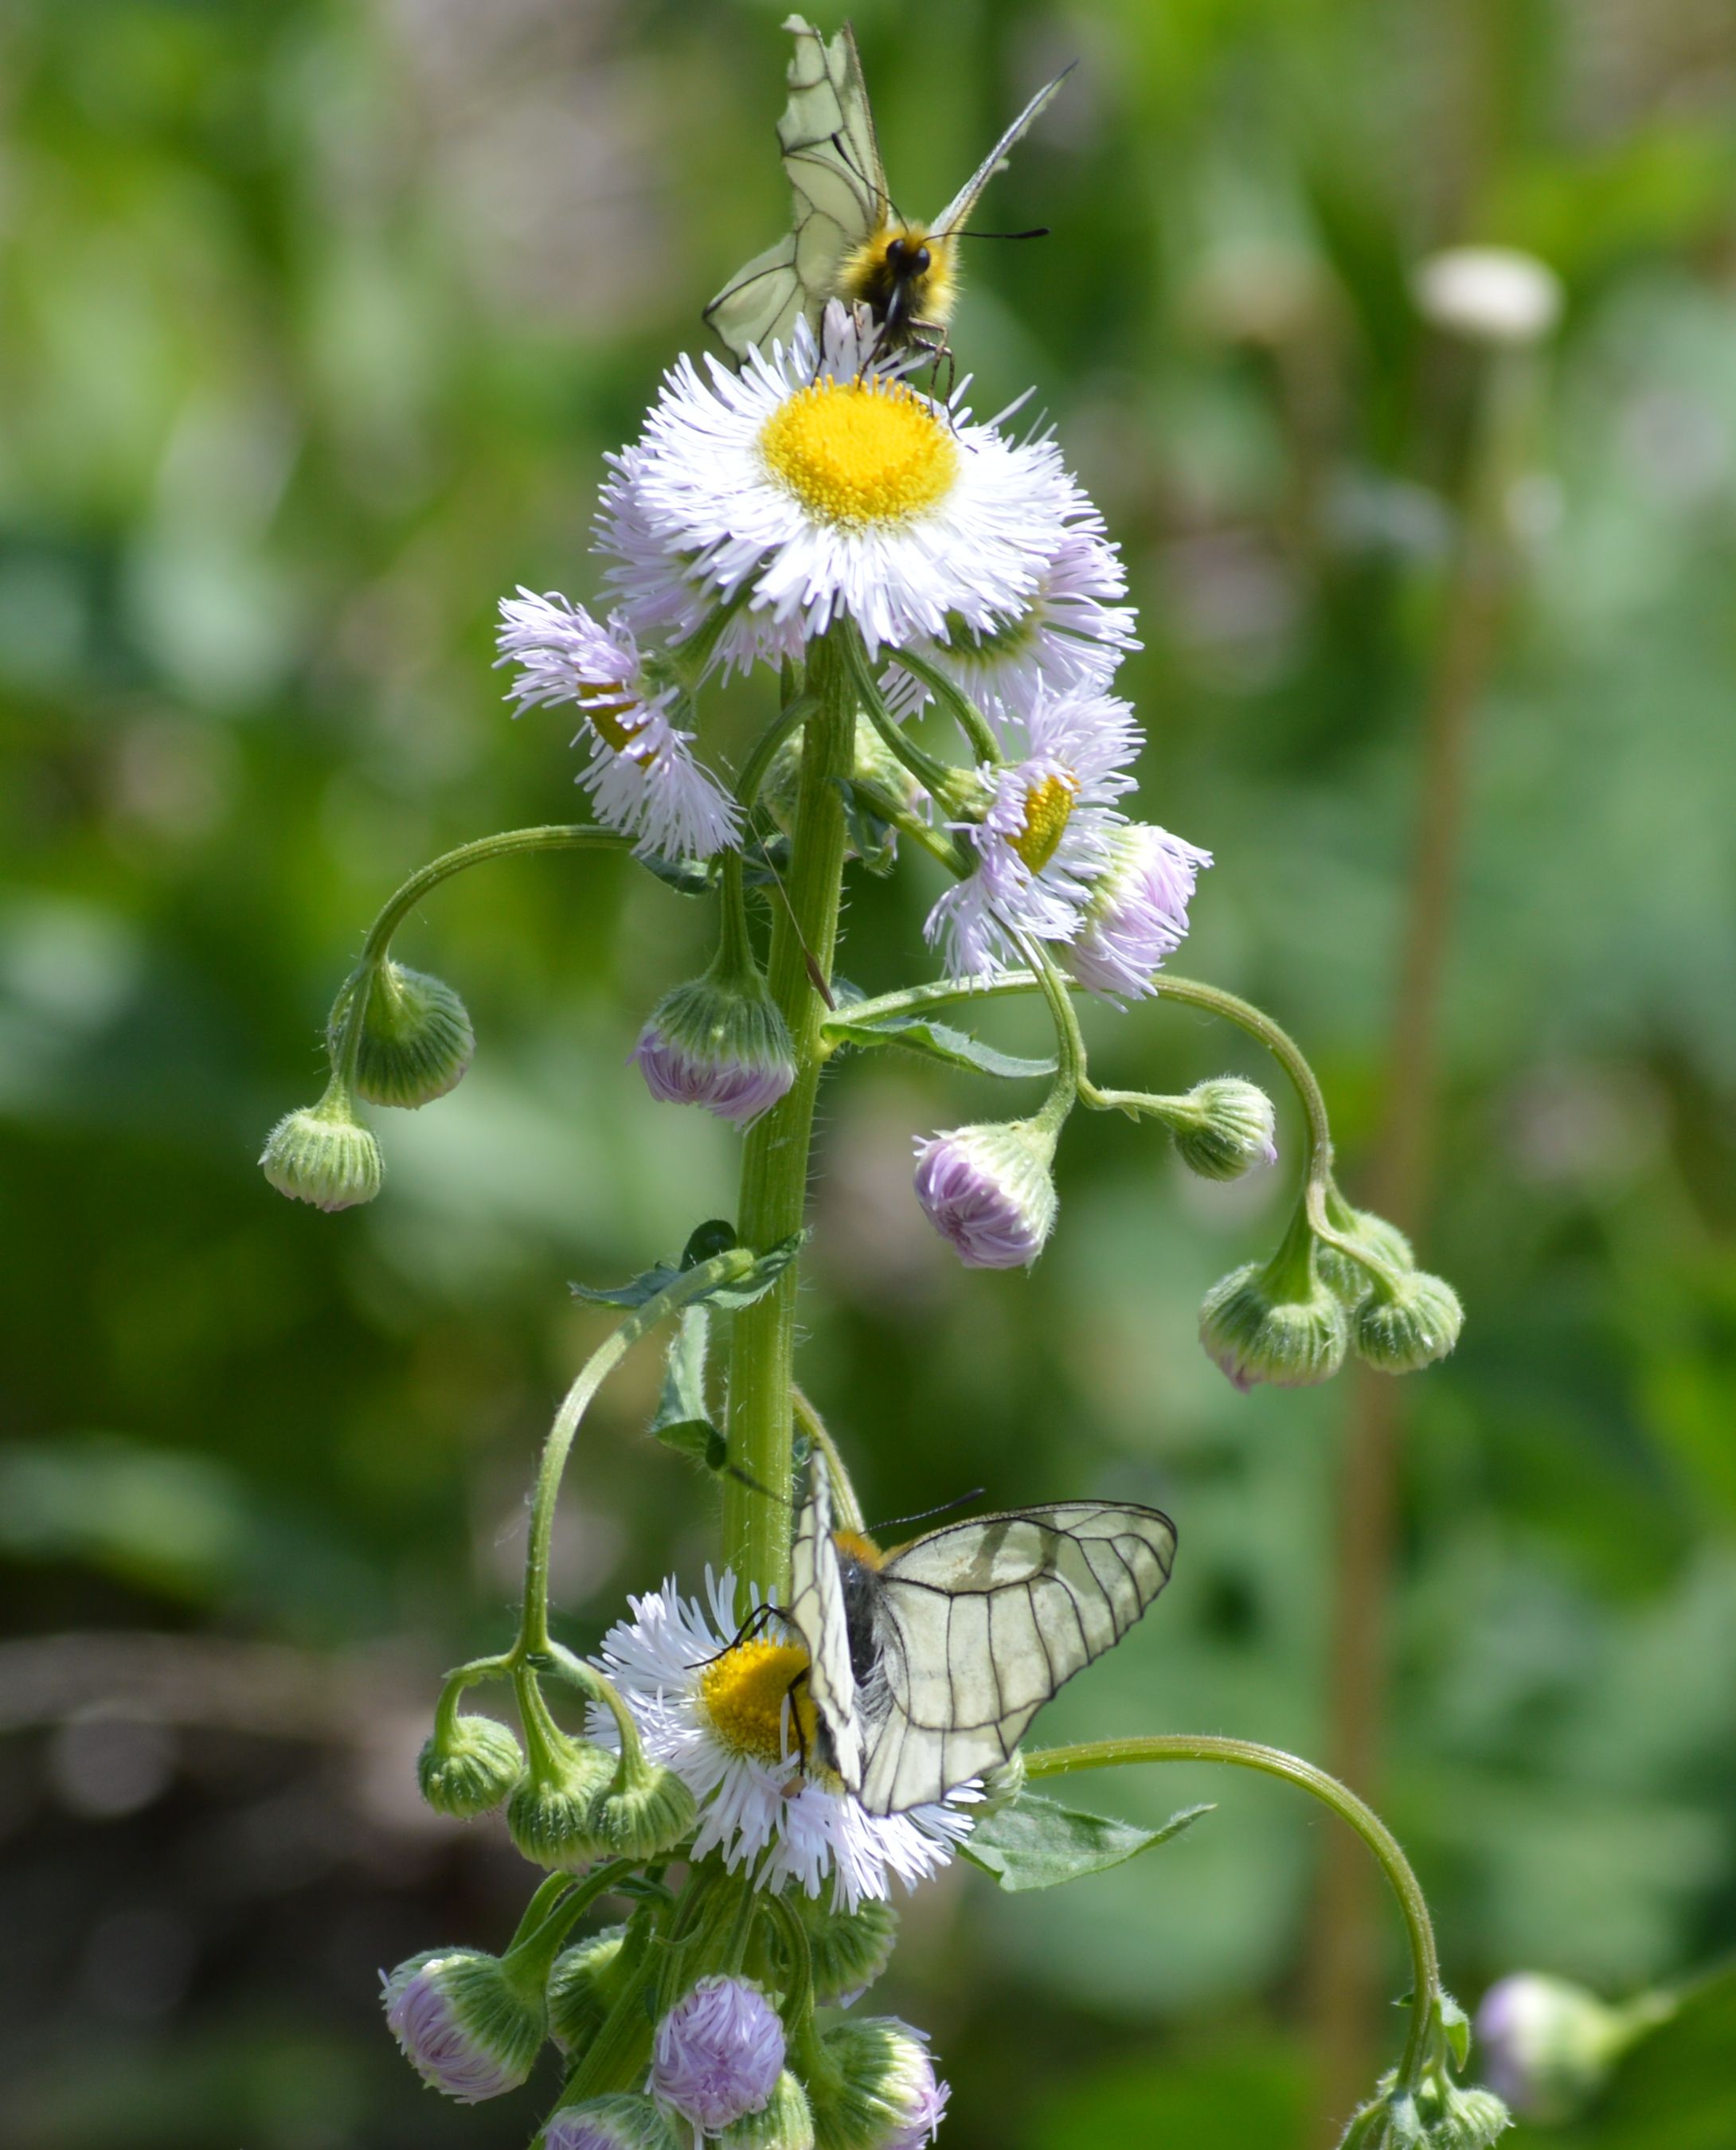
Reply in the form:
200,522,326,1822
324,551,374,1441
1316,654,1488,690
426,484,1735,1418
823,1009,1057,1081
1437,1991,1472,2074
571,1263,682,1309
638,852,714,898
651,1305,722,1469
959,1790,1213,1892
706,1229,806,1308
681,1219,740,1268
572,1227,797,1312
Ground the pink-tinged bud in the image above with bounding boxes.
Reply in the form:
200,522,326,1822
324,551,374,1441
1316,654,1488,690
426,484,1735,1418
632,974,796,1127
544,2093,684,2150
1064,823,1211,1000
808,2017,949,2150
650,1976,786,2136
913,1119,1058,1270
1476,1972,1655,2124
381,1948,544,2102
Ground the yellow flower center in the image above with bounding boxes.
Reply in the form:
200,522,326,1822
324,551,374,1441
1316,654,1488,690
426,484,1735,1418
1009,771,1077,872
698,1637,819,1765
580,686,641,757
759,377,957,527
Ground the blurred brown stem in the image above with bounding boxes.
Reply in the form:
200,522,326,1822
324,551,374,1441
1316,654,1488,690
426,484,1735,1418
1307,350,1537,2144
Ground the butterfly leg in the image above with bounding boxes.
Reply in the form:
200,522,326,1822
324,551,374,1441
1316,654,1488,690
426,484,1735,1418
690,1598,786,1669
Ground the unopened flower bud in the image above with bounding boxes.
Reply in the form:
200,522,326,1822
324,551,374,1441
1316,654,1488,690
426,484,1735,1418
633,971,796,1126
651,1977,786,2136
1476,1972,1649,2124
260,1086,382,1211
1199,1245,1348,1391
1355,1270,1464,1374
913,1118,1058,1269
588,1756,697,1861
976,1749,1026,1819
1414,246,1562,348
1316,1205,1415,1306
381,1947,545,2103
506,1739,616,1872
340,962,475,1108
809,2017,948,2150
417,1713,524,1820
1425,2085,1511,2148
719,2071,815,2150
544,2092,683,2150
794,1894,899,2007
1168,1077,1278,1182
549,1924,628,2056
765,719,925,843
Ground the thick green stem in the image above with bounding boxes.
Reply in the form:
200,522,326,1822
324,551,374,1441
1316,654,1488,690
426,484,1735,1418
724,628,857,1599
1026,1737,1439,2094
516,1249,753,1656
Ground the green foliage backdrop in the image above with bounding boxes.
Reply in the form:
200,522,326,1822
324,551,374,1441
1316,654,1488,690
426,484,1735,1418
3,2,1734,2145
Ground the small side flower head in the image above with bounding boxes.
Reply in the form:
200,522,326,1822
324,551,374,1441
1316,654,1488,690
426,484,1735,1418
417,1713,524,1820
1475,1972,1650,2124
342,962,475,1108
588,1749,698,1861
1199,1236,1348,1391
506,1735,616,1872
260,1085,382,1211
544,2093,684,2150
1316,1203,1415,1306
913,1118,1059,1270
650,1976,786,2138
718,2071,815,2150
763,718,927,846
633,971,796,1127
1063,822,1211,1000
1168,1078,1279,1182
792,1894,900,2007
808,2017,948,2150
1355,1269,1464,1374
549,1924,628,2056
381,1947,545,2103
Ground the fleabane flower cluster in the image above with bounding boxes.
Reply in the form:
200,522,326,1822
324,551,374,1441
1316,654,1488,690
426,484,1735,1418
588,1569,976,1914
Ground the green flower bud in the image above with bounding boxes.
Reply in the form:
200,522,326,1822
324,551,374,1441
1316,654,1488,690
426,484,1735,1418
792,1894,899,2007
542,2092,683,2150
588,1757,698,1861
718,2071,815,2150
633,971,796,1127
260,1086,381,1211
1355,1270,1464,1374
417,1714,524,1820
1199,1245,1348,1391
341,962,475,1108
548,1924,627,2055
764,719,925,846
976,1749,1026,1819
808,2018,948,2150
1425,2086,1511,2149
506,1740,616,1872
382,1946,545,2101
1317,1206,1415,1306
1168,1077,1279,1182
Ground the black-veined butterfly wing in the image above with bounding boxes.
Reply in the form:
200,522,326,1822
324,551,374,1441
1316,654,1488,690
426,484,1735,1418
788,1467,866,1787
926,64,1073,241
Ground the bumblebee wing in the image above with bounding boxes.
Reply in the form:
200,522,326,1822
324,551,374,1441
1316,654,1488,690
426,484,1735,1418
855,1501,1176,1815
787,1470,866,1786
703,234,807,363
928,64,1073,240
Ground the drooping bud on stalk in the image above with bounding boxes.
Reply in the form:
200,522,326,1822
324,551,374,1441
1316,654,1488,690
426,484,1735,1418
792,1894,899,2007
913,1117,1059,1269
381,1948,545,2103
807,2018,949,2150
588,1745,698,1861
1316,1198,1415,1306
548,1924,628,2055
506,1687,616,1872
417,1712,524,1820
1198,1220,1348,1390
260,1083,383,1211
1167,1078,1278,1182
1354,1268,1464,1374
650,1976,786,2137
341,961,475,1108
1475,1972,1659,2124
543,2093,684,2150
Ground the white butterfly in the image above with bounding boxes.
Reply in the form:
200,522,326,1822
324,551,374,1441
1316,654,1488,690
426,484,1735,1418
787,1469,1176,1815
705,15,1070,364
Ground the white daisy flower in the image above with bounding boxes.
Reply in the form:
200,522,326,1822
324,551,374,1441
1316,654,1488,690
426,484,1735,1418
882,512,1140,729
925,684,1143,978
495,589,741,861
588,1570,976,1913
617,303,1075,657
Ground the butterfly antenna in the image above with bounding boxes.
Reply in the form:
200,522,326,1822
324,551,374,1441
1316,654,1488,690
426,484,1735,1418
868,1487,987,1535
723,1459,790,1508
946,225,1051,242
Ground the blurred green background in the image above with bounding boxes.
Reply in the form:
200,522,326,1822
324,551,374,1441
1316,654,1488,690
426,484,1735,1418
4,1,1736,2145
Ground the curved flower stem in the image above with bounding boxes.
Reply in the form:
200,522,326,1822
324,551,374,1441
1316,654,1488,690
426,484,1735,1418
1018,939,1085,1136
890,645,1002,764
724,627,858,1601
1026,1737,1438,2095
734,688,815,811
514,1247,755,1659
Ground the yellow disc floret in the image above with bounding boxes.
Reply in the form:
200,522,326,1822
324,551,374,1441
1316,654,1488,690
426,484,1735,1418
578,689,640,757
1010,771,1078,872
698,1637,819,1766
759,377,957,528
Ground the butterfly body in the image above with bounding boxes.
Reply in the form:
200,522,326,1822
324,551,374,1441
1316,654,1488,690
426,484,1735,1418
706,18,1069,365
788,1474,1176,1815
